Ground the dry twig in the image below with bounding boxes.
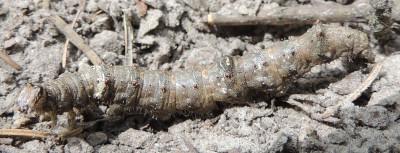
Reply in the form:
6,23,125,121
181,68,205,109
49,14,104,65
322,62,383,118
206,1,394,26
62,0,86,68
123,12,135,66
286,98,311,114
0,50,22,71
87,10,103,24
0,128,83,141
56,127,83,141
0,129,54,140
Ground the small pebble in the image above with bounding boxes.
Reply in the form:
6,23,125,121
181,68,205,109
64,137,94,153
87,132,108,146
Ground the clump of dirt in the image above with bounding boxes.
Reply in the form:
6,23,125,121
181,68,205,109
1,0,400,152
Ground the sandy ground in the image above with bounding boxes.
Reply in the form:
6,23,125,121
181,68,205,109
1,0,400,152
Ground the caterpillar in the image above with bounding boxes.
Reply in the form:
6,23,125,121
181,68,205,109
15,23,371,129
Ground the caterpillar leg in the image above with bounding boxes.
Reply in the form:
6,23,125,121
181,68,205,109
50,111,57,130
11,111,32,129
68,110,77,130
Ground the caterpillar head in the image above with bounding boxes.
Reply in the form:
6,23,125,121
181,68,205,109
15,83,47,114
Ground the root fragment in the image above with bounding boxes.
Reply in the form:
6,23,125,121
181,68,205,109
87,10,103,24
322,62,383,119
56,127,83,141
0,50,22,71
286,99,311,114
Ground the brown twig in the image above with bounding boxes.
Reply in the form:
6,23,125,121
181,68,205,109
0,128,83,141
206,1,394,26
286,98,311,114
0,50,22,71
56,127,83,141
322,62,383,119
87,10,103,24
62,0,87,69
49,14,104,65
0,129,54,140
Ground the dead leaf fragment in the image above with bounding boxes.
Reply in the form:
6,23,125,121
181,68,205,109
136,0,148,18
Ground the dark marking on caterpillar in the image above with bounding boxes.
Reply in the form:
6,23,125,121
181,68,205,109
224,73,231,78
316,31,324,37
263,62,269,67
15,24,371,128
104,78,109,85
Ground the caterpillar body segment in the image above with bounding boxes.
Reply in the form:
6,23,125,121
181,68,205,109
15,23,370,128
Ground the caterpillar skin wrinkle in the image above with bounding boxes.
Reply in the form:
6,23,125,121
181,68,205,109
15,23,371,128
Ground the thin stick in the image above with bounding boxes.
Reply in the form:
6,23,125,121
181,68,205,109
49,14,104,65
0,128,83,141
286,98,311,114
206,3,372,26
322,62,383,118
0,129,54,139
56,127,83,141
0,50,22,71
123,12,135,66
62,0,86,68
87,10,103,24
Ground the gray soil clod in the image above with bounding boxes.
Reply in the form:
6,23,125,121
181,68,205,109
1,0,400,152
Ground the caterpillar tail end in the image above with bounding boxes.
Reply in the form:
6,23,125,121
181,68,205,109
318,23,373,63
